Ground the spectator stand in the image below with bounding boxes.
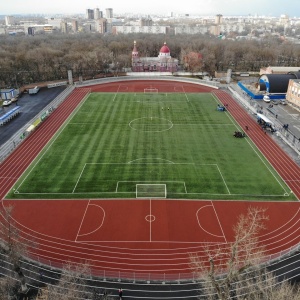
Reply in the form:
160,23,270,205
256,113,276,132
0,106,21,126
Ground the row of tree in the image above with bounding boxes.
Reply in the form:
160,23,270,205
1,205,300,299
0,33,300,88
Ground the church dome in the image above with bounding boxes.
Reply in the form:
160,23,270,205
159,42,170,54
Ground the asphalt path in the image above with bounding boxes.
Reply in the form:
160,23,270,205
0,86,66,145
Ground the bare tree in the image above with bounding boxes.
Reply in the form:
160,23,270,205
46,261,114,300
190,207,300,299
0,205,28,271
0,277,19,300
0,205,34,298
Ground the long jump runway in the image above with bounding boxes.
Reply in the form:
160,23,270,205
1,80,300,277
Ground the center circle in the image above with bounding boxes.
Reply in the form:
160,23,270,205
129,117,173,132
145,215,156,223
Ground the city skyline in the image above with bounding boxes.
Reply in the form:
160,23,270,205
1,0,300,17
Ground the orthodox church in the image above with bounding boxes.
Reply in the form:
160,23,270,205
131,41,178,72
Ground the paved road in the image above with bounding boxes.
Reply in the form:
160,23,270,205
0,86,66,145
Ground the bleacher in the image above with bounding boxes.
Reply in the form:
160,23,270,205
0,106,21,126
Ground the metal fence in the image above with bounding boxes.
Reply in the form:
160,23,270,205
74,74,224,89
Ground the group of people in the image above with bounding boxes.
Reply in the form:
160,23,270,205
217,104,226,111
233,131,246,138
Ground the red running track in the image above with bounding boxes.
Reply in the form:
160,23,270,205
1,81,300,279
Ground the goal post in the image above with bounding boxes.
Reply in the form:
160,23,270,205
136,184,166,199
144,88,158,94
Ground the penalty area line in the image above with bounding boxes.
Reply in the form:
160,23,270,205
211,201,227,243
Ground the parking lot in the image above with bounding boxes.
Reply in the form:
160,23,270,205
0,86,66,145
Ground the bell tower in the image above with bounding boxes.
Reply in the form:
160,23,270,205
132,41,140,71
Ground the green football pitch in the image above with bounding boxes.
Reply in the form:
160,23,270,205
8,92,296,201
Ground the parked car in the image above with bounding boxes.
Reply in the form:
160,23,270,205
2,100,12,106
280,99,287,105
263,95,270,102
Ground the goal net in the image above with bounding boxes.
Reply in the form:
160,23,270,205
144,88,158,94
136,184,166,199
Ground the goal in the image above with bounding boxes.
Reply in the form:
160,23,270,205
144,88,158,94
136,184,166,199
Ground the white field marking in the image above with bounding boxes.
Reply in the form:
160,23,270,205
15,90,90,192
8,197,300,249
173,123,234,126
256,207,300,238
116,181,186,193
127,158,175,164
73,163,87,193
196,205,225,238
118,85,129,92
0,198,227,248
112,85,121,101
211,200,227,243
215,164,231,194
183,182,187,193
77,204,105,237
213,93,290,195
75,199,90,242
128,117,173,133
150,198,152,242
14,191,289,198
173,86,184,93
75,240,227,244
0,176,19,180
181,85,189,102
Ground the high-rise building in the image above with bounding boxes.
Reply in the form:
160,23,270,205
94,8,101,20
5,16,15,26
215,14,223,24
140,18,153,26
61,21,68,33
28,27,35,36
105,8,113,19
72,20,78,32
86,9,94,20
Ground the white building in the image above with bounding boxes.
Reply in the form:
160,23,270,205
106,8,113,19
114,25,167,34
5,16,15,26
175,26,208,35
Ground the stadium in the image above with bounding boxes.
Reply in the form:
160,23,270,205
1,77,300,298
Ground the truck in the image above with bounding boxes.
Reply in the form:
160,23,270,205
29,86,40,95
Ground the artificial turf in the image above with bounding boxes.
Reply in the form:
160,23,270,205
7,92,296,201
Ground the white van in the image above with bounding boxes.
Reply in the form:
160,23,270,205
263,95,270,102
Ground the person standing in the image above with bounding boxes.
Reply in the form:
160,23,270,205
119,288,123,299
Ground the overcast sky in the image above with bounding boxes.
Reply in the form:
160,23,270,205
1,0,299,17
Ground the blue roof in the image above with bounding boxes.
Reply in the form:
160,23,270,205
0,106,20,121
